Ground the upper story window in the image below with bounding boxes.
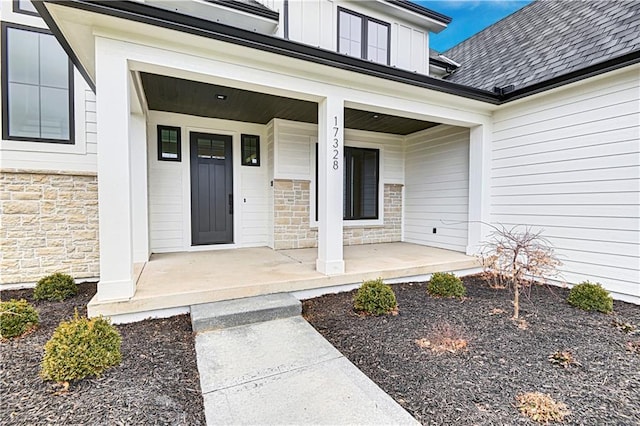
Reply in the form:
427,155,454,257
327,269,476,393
1,23,74,143
12,0,39,16
338,8,390,65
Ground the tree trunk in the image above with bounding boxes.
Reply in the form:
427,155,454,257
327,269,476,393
513,282,520,319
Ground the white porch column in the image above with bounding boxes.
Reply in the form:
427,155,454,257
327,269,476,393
467,122,493,255
95,37,135,301
316,96,345,275
130,112,149,263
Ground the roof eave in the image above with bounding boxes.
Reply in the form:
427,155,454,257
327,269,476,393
501,50,640,103
36,0,499,104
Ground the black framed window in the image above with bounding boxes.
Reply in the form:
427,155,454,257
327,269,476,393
338,8,390,65
1,23,74,143
157,125,181,161
344,146,379,220
241,134,260,166
12,0,39,16
315,145,379,221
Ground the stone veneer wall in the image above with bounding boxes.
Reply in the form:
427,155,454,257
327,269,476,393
273,179,402,249
0,170,100,284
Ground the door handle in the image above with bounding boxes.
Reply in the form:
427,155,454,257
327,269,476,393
228,194,233,215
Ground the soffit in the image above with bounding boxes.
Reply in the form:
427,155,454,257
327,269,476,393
140,72,438,135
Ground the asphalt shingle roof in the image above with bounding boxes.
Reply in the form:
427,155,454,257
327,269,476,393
443,0,640,92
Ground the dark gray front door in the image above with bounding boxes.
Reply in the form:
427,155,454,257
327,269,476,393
190,132,233,245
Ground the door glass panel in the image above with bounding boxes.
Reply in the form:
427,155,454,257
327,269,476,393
211,139,226,160
198,138,212,159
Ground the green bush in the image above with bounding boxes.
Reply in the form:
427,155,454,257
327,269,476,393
41,312,122,382
0,299,39,339
354,278,397,315
34,272,78,302
567,281,613,313
427,272,466,298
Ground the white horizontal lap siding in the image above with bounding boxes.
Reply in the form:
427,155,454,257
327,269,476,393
274,120,316,179
404,125,470,252
491,68,640,300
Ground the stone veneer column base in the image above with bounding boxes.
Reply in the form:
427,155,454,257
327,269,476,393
0,169,100,284
272,179,402,250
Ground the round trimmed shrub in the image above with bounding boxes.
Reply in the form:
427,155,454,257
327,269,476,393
0,299,39,339
34,272,78,302
427,272,466,298
354,278,397,315
41,312,122,382
567,281,613,313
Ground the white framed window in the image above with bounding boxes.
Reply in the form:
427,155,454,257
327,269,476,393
338,8,390,65
1,23,74,144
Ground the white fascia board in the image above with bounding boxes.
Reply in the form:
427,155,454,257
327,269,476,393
142,0,278,34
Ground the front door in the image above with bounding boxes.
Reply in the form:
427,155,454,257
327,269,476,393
190,132,233,245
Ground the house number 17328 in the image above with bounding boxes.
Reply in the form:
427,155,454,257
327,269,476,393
332,116,340,170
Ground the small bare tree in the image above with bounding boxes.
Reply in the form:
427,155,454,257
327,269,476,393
479,224,562,319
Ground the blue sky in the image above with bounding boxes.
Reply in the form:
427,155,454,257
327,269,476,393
417,0,533,52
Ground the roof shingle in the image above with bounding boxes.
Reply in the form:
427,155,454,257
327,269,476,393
443,0,640,91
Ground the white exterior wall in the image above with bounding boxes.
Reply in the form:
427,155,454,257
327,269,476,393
272,119,404,228
404,125,470,252
287,0,429,74
0,4,96,173
147,111,269,252
273,119,403,184
491,68,640,301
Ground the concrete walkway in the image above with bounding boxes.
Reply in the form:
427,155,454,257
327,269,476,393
192,294,419,425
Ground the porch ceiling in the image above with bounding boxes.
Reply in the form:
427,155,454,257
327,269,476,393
140,72,439,135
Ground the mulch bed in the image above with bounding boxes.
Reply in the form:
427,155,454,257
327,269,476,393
303,275,640,425
1,283,205,425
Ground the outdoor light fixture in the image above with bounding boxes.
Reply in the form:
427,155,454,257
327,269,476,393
216,94,227,100
372,114,380,119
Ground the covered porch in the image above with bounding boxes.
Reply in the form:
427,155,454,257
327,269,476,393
88,242,479,318
39,0,493,319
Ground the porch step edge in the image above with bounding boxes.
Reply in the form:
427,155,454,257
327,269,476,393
190,293,301,333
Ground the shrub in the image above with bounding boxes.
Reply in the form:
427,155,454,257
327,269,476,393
41,312,122,382
427,272,466,298
34,272,78,302
0,299,39,339
353,278,397,315
516,392,570,423
567,281,613,313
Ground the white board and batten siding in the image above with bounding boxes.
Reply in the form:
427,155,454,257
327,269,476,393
491,68,640,301
404,125,470,252
147,111,270,253
286,0,429,75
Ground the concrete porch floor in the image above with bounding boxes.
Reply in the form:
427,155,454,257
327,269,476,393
88,242,479,318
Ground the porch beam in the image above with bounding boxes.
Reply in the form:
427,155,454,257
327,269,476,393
95,37,135,301
316,96,345,275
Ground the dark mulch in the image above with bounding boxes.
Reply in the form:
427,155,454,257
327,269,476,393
303,276,640,425
1,283,205,425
